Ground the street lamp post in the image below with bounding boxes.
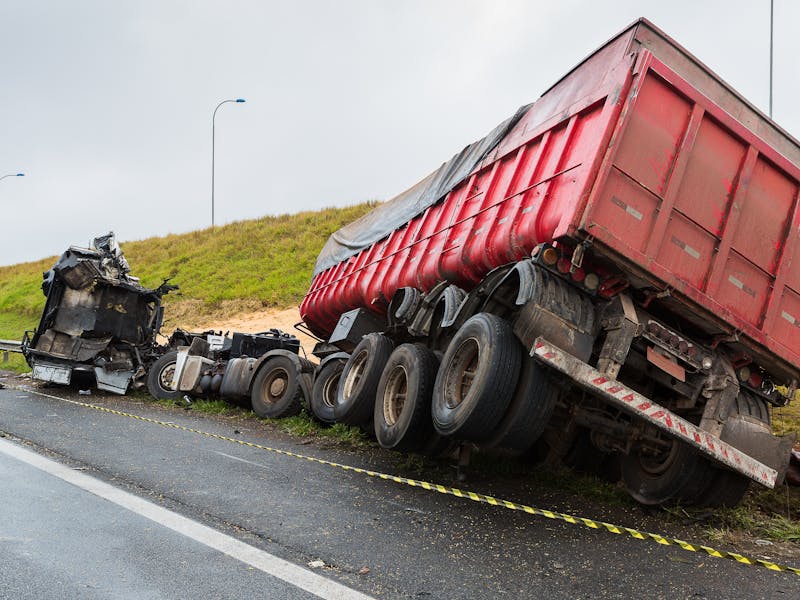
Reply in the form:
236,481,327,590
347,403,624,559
0,173,24,182
212,98,245,227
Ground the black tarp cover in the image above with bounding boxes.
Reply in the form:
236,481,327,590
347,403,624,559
313,104,532,277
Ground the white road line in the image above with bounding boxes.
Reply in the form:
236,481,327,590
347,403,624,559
0,437,374,600
212,449,271,469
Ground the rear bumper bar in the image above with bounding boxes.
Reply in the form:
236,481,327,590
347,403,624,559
531,338,778,488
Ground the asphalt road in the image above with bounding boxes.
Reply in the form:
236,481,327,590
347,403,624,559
1,380,799,599
0,443,330,600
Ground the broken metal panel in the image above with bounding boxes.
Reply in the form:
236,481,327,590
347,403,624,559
94,368,133,395
177,356,215,391
31,363,71,385
93,286,154,343
32,330,111,362
52,287,100,336
55,251,104,289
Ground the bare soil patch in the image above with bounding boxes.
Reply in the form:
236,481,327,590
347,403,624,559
181,306,319,360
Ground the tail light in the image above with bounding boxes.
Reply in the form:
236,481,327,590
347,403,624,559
541,247,559,266
584,273,600,291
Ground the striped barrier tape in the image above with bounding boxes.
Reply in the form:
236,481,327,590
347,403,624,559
3,382,799,577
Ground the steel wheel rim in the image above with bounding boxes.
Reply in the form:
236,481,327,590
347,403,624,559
342,349,369,400
638,438,679,476
322,370,341,409
446,337,479,409
262,368,289,404
382,364,408,426
159,362,176,391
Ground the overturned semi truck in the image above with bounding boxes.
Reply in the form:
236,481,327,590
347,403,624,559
298,18,800,507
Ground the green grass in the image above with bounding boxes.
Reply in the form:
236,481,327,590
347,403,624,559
187,398,243,415
772,402,800,437
275,411,369,445
703,486,800,544
135,396,369,446
121,203,377,328
0,307,37,373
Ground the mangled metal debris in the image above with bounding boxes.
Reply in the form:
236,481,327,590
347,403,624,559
22,232,176,394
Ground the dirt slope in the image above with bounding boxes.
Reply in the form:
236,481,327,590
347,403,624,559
189,307,320,361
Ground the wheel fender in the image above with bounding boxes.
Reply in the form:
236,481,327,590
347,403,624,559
409,283,467,336
250,350,304,391
408,282,450,336
449,264,516,329
437,286,468,328
487,260,539,307
319,352,349,370
387,287,423,327
490,260,596,361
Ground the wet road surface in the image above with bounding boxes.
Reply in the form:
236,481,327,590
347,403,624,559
1,381,798,599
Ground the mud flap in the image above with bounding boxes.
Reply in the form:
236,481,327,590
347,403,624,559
721,417,796,484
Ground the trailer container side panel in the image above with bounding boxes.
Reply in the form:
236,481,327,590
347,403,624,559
300,19,800,376
300,75,627,336
580,53,800,370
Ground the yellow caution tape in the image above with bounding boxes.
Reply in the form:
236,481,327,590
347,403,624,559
5,384,800,577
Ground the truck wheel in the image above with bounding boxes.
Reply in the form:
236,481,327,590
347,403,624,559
690,390,771,507
561,428,621,482
335,333,394,426
251,356,303,419
621,438,708,506
432,313,521,441
147,351,181,400
310,359,346,424
374,344,438,451
485,356,557,451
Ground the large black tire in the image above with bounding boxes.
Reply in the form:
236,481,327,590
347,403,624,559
374,344,439,451
147,351,181,400
311,359,346,424
335,334,394,426
561,427,621,483
690,390,771,508
432,313,522,441
250,356,303,419
621,437,710,506
485,356,557,451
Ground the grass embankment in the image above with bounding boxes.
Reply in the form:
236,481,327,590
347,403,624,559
121,203,376,329
0,256,53,372
0,202,376,372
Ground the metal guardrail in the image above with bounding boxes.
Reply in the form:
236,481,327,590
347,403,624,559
0,339,22,362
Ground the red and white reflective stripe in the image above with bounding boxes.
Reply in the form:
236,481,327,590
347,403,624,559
532,338,777,488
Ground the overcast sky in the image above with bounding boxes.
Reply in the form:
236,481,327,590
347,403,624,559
1,1,797,267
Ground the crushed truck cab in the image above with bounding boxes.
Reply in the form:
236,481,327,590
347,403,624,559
22,233,175,394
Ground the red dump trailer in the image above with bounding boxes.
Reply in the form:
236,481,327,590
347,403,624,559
300,18,798,506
